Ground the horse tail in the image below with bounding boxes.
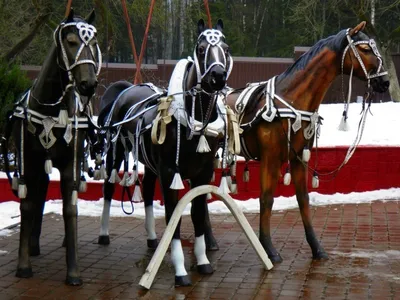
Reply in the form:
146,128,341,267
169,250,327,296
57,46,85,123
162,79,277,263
1,111,18,198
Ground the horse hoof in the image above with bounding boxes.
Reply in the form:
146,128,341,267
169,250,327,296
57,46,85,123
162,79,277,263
16,268,33,278
197,264,214,274
313,250,329,260
175,275,192,287
269,254,283,263
29,245,40,256
147,239,158,249
98,235,110,245
65,276,83,286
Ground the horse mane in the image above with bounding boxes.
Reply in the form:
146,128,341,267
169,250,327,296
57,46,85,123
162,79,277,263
277,29,349,80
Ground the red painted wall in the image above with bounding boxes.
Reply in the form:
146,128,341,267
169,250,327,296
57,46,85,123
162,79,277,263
1,146,399,203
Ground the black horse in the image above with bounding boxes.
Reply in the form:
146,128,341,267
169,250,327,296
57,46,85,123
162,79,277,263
2,9,101,285
97,19,234,286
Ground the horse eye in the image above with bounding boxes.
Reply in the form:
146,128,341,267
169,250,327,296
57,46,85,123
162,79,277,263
198,46,205,55
225,47,230,54
359,45,372,53
66,34,78,45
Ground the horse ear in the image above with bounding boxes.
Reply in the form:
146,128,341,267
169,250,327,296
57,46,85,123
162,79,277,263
66,7,74,22
215,19,224,32
349,21,366,36
85,9,96,24
198,19,205,35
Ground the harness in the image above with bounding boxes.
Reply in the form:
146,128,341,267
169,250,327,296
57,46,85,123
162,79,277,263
5,20,102,202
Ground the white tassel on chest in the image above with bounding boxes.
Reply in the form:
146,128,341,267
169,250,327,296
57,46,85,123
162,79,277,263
119,171,132,187
170,172,185,190
218,171,231,194
58,106,70,126
243,164,250,182
18,178,27,199
79,175,87,193
196,134,211,153
302,146,311,162
108,169,121,183
12,171,19,191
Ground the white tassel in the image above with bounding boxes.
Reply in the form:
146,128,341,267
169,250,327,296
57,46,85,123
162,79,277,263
83,158,89,172
71,190,78,206
170,172,185,190
196,135,211,153
243,165,250,182
302,147,311,162
79,176,87,193
95,154,103,165
206,193,212,200
312,172,319,188
230,161,237,177
230,178,238,194
12,172,18,191
58,108,70,126
338,111,349,131
132,181,143,202
119,171,132,186
44,158,53,174
213,155,220,169
218,173,231,194
18,179,27,199
128,167,137,186
108,169,121,183
100,164,107,180
94,168,101,180
283,167,291,186
210,171,215,183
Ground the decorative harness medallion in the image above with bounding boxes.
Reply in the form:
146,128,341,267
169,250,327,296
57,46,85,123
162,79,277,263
39,117,57,149
76,22,96,45
199,29,224,46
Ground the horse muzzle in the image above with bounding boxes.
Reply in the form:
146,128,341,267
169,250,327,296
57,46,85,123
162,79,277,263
77,79,98,97
205,65,227,92
370,74,390,93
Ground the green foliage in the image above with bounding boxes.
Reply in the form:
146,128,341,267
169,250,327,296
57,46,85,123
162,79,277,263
0,61,31,133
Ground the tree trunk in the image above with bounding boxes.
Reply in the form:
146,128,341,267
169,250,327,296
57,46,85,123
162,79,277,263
382,46,400,102
2,13,49,64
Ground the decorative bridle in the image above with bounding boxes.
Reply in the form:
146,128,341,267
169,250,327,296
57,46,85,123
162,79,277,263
54,21,102,83
341,28,387,88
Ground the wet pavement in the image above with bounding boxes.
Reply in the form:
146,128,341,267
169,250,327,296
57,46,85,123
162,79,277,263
1,201,400,299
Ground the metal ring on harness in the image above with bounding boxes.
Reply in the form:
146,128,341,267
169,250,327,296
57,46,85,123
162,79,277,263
151,96,173,145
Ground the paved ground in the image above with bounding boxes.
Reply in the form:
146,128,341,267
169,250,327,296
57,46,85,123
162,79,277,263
1,201,400,299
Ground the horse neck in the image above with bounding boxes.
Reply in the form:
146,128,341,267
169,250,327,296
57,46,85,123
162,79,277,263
184,64,217,122
29,45,70,113
276,48,341,112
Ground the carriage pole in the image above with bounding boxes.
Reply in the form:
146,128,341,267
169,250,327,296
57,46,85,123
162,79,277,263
64,0,73,17
139,185,273,290
203,0,212,28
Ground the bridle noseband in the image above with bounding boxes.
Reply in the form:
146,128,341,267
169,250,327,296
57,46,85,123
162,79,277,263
341,29,388,87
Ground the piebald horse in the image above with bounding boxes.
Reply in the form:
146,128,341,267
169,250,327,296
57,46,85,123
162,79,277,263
97,19,233,286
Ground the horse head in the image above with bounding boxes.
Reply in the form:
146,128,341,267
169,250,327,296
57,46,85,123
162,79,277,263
55,8,101,99
194,19,232,93
341,21,390,93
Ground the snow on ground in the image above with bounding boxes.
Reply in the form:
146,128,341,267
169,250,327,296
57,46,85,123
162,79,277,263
1,102,400,231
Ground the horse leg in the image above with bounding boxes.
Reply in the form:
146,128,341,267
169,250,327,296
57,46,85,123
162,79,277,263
98,141,124,245
259,157,283,263
291,159,328,260
16,171,38,278
142,167,158,249
159,172,191,287
29,173,49,256
190,175,214,275
60,164,82,286
204,202,219,251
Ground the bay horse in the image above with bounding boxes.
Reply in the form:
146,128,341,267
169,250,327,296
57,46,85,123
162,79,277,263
225,22,389,262
2,9,101,285
97,19,233,286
